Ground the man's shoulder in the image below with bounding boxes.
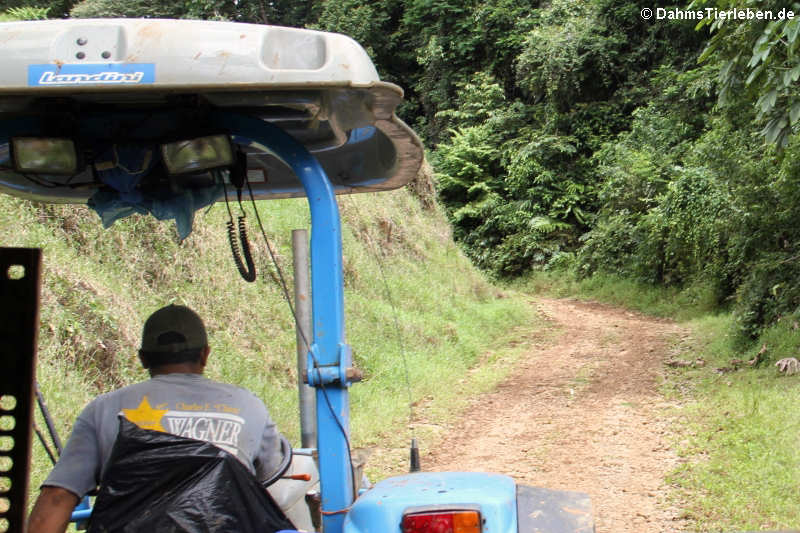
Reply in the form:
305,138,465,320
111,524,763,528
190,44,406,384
95,380,153,399
83,382,150,417
202,378,265,404
91,374,268,414
90,381,144,404
163,374,267,408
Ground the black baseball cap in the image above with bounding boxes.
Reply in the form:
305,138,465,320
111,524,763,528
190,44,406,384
140,304,208,356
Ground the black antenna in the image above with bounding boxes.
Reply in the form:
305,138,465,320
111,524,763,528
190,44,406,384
410,438,420,473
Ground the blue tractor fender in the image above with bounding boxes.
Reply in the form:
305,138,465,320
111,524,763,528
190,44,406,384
342,472,594,533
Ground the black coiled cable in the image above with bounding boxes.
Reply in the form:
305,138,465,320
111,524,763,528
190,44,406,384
227,215,257,282
223,176,257,282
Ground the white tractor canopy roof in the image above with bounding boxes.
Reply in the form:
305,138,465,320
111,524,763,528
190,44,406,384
0,19,423,202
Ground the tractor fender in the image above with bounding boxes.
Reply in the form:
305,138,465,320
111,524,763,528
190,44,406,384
344,472,517,533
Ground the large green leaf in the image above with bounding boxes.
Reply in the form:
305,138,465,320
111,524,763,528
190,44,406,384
761,114,788,144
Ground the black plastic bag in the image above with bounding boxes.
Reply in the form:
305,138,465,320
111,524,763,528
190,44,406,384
88,417,295,533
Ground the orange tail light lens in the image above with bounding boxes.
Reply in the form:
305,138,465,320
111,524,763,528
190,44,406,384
401,510,481,533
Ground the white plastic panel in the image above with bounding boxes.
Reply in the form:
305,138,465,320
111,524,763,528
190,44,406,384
0,19,424,201
0,19,381,90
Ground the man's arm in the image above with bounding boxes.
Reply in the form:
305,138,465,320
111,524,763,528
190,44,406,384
254,410,284,484
30,401,101,532
27,486,79,533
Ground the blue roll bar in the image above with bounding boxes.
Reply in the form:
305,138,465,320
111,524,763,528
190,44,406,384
211,111,355,533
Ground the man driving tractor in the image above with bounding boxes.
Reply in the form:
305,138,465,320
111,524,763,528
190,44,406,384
27,304,285,533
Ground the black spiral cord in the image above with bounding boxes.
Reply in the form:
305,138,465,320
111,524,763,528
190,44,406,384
223,151,257,282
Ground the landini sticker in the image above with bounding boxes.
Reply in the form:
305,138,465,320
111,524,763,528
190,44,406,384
28,63,155,86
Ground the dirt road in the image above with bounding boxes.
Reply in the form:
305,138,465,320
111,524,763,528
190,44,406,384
425,298,688,533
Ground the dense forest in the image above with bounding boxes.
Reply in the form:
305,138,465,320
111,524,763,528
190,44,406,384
4,0,800,354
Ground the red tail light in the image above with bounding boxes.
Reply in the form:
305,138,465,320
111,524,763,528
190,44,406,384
401,510,481,533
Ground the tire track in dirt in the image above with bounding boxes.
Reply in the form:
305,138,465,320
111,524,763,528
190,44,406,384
424,298,688,533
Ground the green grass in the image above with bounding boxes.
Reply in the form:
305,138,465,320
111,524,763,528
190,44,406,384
516,270,720,321
665,314,800,531
0,184,533,516
520,269,800,531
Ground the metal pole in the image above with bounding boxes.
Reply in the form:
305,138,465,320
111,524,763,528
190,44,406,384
292,229,316,449
35,381,63,454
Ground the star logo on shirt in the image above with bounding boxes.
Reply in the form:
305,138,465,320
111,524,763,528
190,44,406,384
122,395,167,432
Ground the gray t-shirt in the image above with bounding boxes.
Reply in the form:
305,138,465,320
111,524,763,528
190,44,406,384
44,373,283,498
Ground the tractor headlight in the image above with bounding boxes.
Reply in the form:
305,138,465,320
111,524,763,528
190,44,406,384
160,135,234,175
12,137,79,174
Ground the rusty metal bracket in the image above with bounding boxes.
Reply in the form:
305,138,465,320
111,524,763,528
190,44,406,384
0,248,42,533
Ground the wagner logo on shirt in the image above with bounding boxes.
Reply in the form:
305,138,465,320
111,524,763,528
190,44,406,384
122,395,245,457
162,411,245,456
